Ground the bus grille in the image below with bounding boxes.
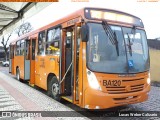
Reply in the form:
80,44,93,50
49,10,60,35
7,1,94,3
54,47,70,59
106,84,144,94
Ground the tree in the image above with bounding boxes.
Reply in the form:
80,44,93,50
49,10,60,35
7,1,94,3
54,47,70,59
1,33,12,61
15,22,33,37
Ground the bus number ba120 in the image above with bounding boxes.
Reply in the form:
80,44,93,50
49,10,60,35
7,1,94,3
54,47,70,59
103,80,121,87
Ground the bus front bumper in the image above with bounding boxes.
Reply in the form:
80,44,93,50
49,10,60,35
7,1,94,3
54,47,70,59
84,85,150,109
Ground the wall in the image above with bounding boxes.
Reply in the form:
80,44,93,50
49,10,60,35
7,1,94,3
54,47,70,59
150,49,160,81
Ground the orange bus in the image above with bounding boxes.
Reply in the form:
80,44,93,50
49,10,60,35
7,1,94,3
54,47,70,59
9,7,150,109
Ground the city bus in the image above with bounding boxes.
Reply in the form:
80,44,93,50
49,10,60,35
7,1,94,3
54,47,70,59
9,7,150,109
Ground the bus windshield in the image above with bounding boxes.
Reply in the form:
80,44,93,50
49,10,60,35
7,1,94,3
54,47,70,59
87,23,149,73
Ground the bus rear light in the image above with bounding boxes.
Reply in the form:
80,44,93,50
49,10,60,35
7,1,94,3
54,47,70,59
86,69,102,91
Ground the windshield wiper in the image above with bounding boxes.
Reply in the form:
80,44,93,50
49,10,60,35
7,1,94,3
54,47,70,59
114,32,119,56
127,33,133,56
102,21,119,56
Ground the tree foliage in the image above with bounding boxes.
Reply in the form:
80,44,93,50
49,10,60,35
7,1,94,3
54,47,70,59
1,33,12,61
15,22,33,37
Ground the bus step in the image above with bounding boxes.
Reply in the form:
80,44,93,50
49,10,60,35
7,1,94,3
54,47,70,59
61,96,73,102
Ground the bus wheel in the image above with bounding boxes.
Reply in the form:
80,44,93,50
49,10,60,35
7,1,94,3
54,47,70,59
48,76,60,100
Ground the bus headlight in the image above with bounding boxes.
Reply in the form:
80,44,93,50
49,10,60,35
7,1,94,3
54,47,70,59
87,69,102,91
147,73,151,84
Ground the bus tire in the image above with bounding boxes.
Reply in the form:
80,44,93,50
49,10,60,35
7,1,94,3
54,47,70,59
48,76,60,101
16,68,23,82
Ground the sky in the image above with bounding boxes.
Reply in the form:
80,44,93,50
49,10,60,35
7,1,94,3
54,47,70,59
25,0,160,39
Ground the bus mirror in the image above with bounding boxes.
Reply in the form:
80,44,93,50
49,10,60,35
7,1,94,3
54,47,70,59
81,25,89,42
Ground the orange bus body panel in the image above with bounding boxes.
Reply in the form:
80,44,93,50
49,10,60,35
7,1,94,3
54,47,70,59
30,60,35,84
81,43,150,109
12,58,14,74
84,71,150,109
35,55,59,90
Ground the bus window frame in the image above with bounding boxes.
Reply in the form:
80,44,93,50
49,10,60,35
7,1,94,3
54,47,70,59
25,39,31,60
15,39,29,56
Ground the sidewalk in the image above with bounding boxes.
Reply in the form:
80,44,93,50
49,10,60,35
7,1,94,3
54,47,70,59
0,71,88,120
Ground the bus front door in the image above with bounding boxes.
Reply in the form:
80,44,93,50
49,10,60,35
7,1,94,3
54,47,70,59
61,25,80,104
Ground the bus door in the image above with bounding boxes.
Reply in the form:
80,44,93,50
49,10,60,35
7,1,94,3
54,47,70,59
29,39,36,85
24,40,31,80
61,24,80,104
9,45,14,73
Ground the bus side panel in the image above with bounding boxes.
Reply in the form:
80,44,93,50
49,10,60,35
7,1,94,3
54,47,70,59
30,60,35,84
45,55,59,89
35,56,41,87
14,56,25,79
35,55,59,90
38,56,46,89
12,58,14,74
78,42,83,107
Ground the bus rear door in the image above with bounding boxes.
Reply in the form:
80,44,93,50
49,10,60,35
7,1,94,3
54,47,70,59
24,40,31,80
29,38,36,85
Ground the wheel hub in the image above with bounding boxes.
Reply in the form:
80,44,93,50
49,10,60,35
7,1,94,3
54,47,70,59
51,83,59,96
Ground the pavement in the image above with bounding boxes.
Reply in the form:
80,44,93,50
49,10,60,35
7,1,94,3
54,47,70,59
0,68,89,120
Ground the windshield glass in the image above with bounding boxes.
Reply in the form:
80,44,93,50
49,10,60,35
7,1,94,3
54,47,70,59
87,23,149,73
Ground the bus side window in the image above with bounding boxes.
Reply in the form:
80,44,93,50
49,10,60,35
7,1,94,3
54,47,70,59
46,27,60,55
20,40,25,56
25,40,30,60
76,26,81,54
32,40,36,60
16,41,20,56
38,31,46,55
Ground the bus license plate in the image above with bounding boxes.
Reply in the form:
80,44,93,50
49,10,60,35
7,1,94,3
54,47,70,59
103,80,122,87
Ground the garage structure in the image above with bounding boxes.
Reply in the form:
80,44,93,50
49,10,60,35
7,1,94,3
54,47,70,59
0,2,53,35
